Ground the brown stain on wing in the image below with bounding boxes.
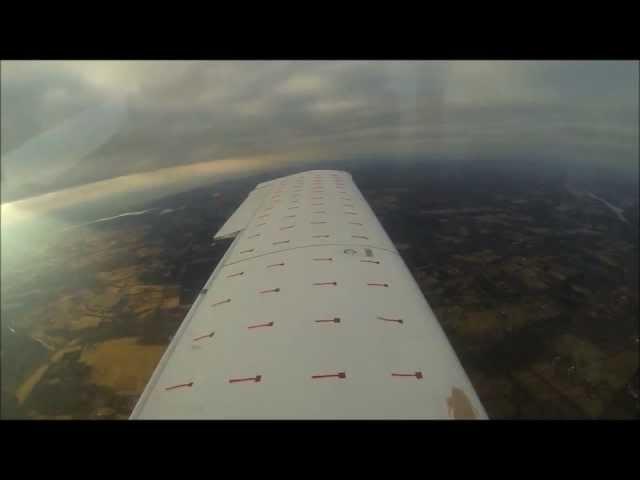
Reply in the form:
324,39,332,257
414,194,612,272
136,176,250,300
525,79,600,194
447,387,477,419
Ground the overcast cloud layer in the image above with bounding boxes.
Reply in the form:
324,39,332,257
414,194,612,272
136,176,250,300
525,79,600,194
1,61,638,204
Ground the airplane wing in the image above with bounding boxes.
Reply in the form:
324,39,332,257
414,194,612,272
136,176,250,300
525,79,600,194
130,170,488,419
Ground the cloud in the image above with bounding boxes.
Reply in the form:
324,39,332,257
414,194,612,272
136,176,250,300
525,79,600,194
309,98,364,115
1,60,637,204
277,71,331,96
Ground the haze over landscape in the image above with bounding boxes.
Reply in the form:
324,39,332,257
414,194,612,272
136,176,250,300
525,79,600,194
2,61,637,206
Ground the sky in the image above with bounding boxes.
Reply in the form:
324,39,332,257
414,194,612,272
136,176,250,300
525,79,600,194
1,60,638,221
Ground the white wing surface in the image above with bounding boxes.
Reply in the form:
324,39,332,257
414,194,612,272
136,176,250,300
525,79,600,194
131,170,487,419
